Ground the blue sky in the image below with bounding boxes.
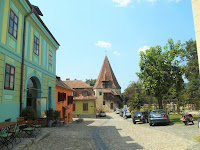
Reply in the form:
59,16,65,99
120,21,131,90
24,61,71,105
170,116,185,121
30,0,195,92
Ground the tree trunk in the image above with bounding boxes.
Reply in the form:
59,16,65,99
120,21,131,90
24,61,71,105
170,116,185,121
177,104,180,113
158,96,163,109
176,95,180,113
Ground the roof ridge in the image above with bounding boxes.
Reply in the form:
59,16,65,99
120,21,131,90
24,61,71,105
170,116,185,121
94,56,121,89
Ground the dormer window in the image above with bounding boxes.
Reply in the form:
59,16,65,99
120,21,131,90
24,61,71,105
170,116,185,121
83,91,88,97
102,81,110,89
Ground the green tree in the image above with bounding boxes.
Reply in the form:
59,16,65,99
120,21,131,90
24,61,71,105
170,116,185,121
85,79,96,86
182,39,200,99
137,38,184,109
124,81,148,111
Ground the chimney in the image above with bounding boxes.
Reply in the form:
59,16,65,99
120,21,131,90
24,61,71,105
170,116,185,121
66,78,70,81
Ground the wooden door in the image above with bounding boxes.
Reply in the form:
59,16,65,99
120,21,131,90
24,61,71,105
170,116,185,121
110,103,113,109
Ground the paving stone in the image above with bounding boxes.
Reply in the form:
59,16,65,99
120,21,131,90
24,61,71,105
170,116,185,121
25,113,200,150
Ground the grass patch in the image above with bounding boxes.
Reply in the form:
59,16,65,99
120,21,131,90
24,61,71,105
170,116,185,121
169,114,200,124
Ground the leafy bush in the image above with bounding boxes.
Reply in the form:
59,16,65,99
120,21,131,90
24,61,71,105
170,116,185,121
46,108,55,121
131,109,140,115
22,107,37,120
54,110,60,119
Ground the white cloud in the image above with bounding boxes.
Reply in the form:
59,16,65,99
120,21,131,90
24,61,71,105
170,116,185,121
138,45,150,53
113,51,120,56
112,0,131,7
96,41,112,49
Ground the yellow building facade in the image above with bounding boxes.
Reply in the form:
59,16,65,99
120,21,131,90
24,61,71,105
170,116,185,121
64,80,96,118
191,0,200,70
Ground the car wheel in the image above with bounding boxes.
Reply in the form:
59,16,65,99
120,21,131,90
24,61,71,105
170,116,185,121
132,119,136,124
149,122,152,126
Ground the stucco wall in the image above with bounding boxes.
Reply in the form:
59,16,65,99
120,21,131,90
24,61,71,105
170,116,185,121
94,89,103,111
0,52,23,122
56,85,73,123
0,0,59,122
192,0,200,71
73,100,95,117
94,88,120,112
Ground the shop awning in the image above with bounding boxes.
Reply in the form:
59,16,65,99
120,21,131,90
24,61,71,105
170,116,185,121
63,105,69,110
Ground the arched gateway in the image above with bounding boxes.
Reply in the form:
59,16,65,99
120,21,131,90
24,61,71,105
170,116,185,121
26,76,41,112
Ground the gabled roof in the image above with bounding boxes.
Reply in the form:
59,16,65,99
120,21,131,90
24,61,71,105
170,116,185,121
74,95,96,100
25,0,60,46
56,76,73,91
94,56,121,89
64,80,92,89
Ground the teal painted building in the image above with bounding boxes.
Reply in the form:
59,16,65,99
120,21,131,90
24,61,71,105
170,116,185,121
0,0,60,122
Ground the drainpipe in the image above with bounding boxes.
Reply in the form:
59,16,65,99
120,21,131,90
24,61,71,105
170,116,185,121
19,7,34,117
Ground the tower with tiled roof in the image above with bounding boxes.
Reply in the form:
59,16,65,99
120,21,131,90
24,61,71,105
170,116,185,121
94,56,122,112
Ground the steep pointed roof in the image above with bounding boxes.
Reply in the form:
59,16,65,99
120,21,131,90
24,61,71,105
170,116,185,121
94,56,121,89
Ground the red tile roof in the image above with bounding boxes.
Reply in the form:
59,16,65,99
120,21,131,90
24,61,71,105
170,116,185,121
56,76,73,90
94,56,121,89
103,89,118,95
63,80,92,89
73,94,96,100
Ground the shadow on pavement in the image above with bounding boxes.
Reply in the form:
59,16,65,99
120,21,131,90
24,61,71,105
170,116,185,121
96,115,113,119
99,126,144,150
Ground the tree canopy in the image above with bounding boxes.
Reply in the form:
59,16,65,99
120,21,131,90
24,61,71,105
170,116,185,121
85,79,97,86
182,39,200,99
137,38,184,109
124,81,149,111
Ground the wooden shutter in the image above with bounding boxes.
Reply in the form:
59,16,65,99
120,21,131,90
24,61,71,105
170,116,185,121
83,103,88,111
73,103,75,111
58,92,60,102
64,93,66,101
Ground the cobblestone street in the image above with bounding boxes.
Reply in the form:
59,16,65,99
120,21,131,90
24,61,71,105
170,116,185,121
26,113,200,150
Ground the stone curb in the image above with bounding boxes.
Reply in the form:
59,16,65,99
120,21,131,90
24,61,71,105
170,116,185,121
14,131,51,150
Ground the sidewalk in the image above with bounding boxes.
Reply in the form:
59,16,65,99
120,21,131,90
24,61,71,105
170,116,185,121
1,129,50,150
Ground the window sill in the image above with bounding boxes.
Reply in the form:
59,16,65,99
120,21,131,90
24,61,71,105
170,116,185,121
8,34,17,41
33,53,39,57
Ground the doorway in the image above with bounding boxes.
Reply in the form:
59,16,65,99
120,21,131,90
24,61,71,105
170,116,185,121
62,107,66,119
27,77,38,111
68,113,70,122
48,87,52,109
110,103,113,109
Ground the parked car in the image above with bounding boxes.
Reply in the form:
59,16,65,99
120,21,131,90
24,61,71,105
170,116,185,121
124,110,132,118
98,111,106,117
115,109,120,114
132,111,149,124
148,109,170,126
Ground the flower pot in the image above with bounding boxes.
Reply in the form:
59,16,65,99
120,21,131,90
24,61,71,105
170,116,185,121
48,120,54,127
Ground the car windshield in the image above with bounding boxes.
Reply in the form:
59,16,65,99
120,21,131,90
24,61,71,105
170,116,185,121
151,110,165,114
